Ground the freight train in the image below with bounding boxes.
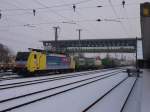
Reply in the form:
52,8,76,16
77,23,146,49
14,49,102,76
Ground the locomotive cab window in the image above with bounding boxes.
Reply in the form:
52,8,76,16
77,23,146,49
34,54,37,59
16,52,30,61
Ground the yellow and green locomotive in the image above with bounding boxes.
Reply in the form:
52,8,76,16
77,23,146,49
14,49,75,76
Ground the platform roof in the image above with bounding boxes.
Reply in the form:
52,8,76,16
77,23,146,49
42,38,138,47
41,38,141,53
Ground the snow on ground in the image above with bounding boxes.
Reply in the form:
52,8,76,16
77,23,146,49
0,75,20,79
0,68,121,85
0,72,16,78
141,69,150,112
0,69,121,87
122,77,142,112
0,69,122,89
0,70,123,101
4,73,127,112
1,67,148,112
87,77,136,112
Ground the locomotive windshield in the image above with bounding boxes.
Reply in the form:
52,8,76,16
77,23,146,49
16,52,30,61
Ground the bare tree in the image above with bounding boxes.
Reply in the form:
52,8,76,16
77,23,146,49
0,43,12,63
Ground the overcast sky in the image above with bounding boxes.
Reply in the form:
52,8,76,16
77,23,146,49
0,0,149,52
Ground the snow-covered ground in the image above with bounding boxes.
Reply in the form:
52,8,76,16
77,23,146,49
0,69,123,90
122,77,142,112
141,69,150,112
0,69,122,101
0,68,144,112
0,73,127,111
0,68,129,112
86,77,136,112
0,68,121,85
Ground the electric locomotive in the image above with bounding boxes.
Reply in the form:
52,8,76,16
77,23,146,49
14,49,75,76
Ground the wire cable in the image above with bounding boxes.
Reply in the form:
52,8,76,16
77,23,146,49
0,1,141,12
123,6,136,37
0,17,139,30
108,0,130,37
1,0,97,12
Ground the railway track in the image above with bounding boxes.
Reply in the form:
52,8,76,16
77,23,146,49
0,72,22,81
0,70,125,112
0,76,22,81
0,72,16,76
0,67,123,82
0,69,124,90
120,78,137,112
82,77,137,112
0,70,104,82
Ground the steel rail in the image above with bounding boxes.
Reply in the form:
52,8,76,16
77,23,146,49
0,71,125,112
82,77,130,112
82,77,137,112
0,69,123,90
120,77,137,112
0,71,122,103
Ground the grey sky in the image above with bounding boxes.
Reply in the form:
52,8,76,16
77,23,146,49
0,0,149,52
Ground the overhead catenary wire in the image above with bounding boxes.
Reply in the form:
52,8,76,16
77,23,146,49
108,0,130,37
32,0,72,21
0,0,141,36
52,2,140,12
2,0,139,51
0,15,140,26
122,6,136,37
0,0,75,46
0,0,140,36
0,0,33,18
0,1,141,12
0,1,141,39
1,0,98,12
32,0,100,39
0,1,45,46
0,1,142,19
32,0,80,42
75,10,100,38
0,0,36,28
0,17,139,30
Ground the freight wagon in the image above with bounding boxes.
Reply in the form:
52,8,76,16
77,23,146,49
0,63,15,72
74,57,102,71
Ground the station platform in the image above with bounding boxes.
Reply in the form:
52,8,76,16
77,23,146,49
141,69,150,112
122,69,150,112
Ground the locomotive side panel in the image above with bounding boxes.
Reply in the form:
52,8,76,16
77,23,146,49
46,55,71,70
